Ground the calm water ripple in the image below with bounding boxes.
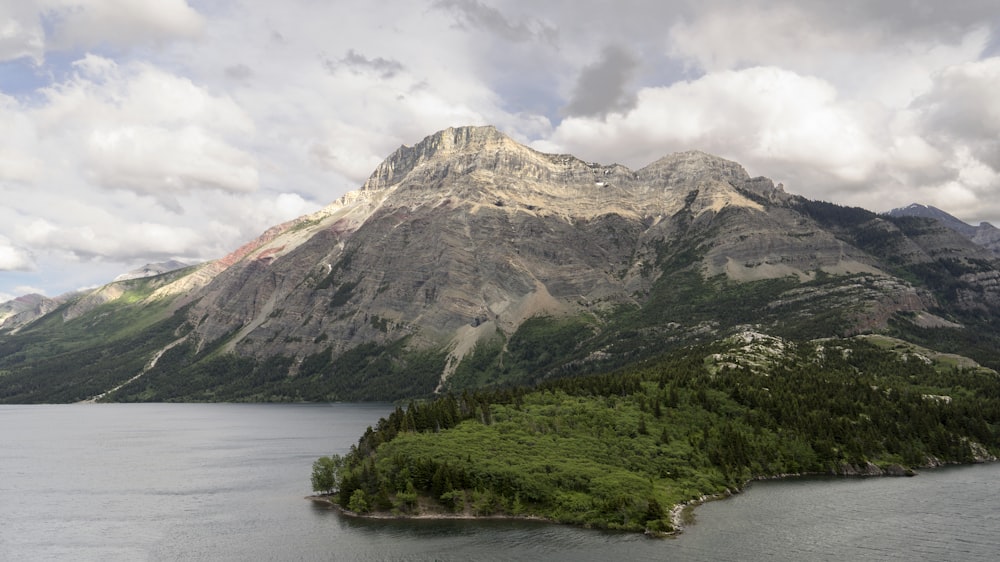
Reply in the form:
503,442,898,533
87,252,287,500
2,404,998,561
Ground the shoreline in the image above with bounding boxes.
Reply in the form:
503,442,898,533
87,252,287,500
308,458,998,537
307,494,553,523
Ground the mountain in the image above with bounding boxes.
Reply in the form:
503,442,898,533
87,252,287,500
887,203,1000,256
3,125,1000,403
0,294,61,333
0,261,191,333
113,260,191,282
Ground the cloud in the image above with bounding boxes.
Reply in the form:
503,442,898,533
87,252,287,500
0,1,203,64
3,0,1000,301
86,125,257,198
224,64,253,81
0,236,35,271
541,66,882,186
327,50,406,79
28,54,258,201
563,45,639,119
912,57,1000,170
18,216,203,262
0,94,44,183
667,2,992,107
0,3,46,63
44,0,204,52
434,0,557,44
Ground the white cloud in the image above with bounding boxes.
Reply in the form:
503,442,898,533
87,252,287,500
50,0,203,46
0,94,43,184
0,236,35,271
18,216,203,261
540,67,883,186
669,4,859,72
667,3,991,108
0,1,203,64
273,193,315,220
86,125,258,196
27,55,258,200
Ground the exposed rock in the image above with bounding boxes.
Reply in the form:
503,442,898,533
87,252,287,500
91,127,1000,387
113,260,190,282
8,126,1000,399
0,294,61,333
838,461,889,476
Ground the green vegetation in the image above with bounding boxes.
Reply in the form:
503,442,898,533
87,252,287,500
0,297,189,403
106,336,448,402
317,337,1000,533
447,316,595,390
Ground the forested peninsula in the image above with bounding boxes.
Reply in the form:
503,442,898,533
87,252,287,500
312,334,1000,534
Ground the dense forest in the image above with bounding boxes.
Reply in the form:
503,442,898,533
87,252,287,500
313,335,1000,534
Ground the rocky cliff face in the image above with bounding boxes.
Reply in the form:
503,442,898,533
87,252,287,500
176,131,797,352
170,127,1000,382
5,125,1000,402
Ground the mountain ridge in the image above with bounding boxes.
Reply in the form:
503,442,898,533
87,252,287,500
3,125,1000,403
887,202,1000,256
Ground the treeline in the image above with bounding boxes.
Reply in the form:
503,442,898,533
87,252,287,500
317,337,1000,533
109,336,448,402
0,301,189,403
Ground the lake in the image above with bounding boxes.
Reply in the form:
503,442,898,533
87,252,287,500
1,403,998,561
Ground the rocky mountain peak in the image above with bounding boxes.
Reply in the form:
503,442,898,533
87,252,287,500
362,125,522,191
887,203,976,236
638,150,750,185
888,202,1000,256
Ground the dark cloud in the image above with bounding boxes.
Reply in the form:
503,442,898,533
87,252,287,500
802,0,1000,39
912,58,1000,171
224,64,253,81
563,45,639,118
344,50,405,78
324,50,405,79
434,0,557,44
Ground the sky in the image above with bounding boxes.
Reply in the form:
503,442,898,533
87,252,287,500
2,0,1000,303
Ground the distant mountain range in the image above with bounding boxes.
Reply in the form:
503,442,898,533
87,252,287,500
0,260,190,333
886,203,1000,256
2,126,1000,403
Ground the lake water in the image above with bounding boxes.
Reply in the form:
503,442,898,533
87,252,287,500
2,403,998,561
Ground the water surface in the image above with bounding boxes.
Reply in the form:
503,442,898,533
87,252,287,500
2,404,998,561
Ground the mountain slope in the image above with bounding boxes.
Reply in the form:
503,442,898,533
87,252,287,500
888,203,1000,256
3,126,1000,403
0,294,62,333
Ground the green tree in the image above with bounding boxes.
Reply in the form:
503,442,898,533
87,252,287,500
311,454,343,494
348,489,370,513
